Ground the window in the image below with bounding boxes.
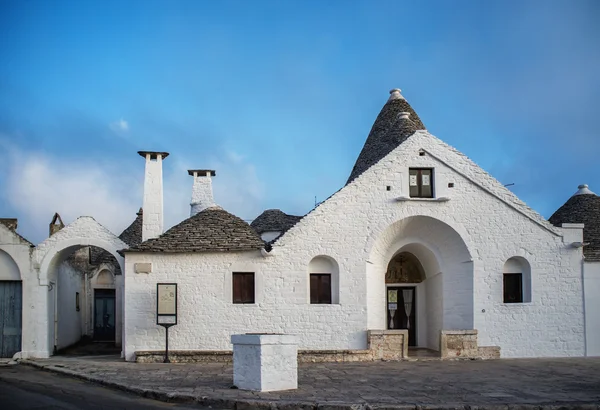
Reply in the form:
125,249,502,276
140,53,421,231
409,168,433,198
502,257,531,303
310,274,332,304
503,273,523,303
233,272,255,304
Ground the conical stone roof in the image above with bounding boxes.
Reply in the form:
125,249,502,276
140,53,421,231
125,207,264,253
549,185,600,261
251,209,302,236
347,89,426,184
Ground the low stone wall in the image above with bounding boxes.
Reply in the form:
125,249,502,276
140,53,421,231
136,350,232,363
477,346,501,360
136,331,408,363
367,330,408,360
136,329,499,363
440,330,479,359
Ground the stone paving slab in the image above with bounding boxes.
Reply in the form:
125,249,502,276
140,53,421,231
19,355,600,409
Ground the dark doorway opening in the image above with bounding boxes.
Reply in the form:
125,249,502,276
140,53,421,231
386,286,417,346
93,289,115,342
0,281,22,358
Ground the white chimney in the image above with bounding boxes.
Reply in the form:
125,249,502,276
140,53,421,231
189,169,216,216
138,151,169,241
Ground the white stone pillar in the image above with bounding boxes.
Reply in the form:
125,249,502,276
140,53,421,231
188,170,216,216
231,333,298,392
138,151,169,241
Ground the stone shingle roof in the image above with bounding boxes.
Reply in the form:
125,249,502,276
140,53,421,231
549,186,600,262
124,206,264,253
119,208,143,247
346,89,426,184
251,209,302,236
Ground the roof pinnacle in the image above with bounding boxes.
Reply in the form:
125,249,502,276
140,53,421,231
388,88,405,101
574,184,596,196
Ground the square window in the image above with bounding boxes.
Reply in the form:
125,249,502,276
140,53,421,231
310,274,332,304
503,273,523,303
233,272,255,304
409,168,434,198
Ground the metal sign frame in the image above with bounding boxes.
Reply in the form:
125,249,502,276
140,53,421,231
156,283,178,325
156,283,177,363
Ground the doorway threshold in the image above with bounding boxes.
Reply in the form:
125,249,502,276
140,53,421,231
406,348,440,361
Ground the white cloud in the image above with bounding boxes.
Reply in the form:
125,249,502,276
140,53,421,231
0,141,265,244
109,118,129,134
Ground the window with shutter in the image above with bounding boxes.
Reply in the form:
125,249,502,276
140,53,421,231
310,274,332,304
409,168,434,198
233,272,255,304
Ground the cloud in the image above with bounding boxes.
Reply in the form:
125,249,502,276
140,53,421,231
109,118,129,134
0,140,265,244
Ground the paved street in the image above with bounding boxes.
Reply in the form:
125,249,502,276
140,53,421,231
0,364,216,409
15,355,600,409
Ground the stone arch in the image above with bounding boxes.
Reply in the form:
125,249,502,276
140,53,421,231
367,215,473,350
93,269,115,287
308,255,340,304
30,216,127,357
0,249,21,281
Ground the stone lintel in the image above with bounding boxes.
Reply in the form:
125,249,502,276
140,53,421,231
188,169,216,177
137,151,170,160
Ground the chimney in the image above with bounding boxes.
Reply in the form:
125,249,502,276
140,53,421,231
138,151,169,241
188,169,216,216
0,218,18,232
49,213,64,236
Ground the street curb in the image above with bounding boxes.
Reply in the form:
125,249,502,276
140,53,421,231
18,360,600,410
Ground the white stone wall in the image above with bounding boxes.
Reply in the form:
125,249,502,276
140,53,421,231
124,130,586,360
56,261,83,350
141,154,165,241
584,261,600,356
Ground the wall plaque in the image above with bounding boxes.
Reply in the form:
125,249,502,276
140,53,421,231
157,283,177,316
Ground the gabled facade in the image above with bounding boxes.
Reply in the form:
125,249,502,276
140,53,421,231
121,89,594,361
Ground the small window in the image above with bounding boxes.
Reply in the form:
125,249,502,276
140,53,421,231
233,272,255,304
310,274,331,304
409,168,433,198
503,273,523,303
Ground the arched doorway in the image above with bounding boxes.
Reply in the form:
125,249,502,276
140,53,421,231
45,245,122,354
0,249,22,358
32,216,127,357
368,215,473,351
385,252,424,346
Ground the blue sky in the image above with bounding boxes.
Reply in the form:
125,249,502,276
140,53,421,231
1,0,599,244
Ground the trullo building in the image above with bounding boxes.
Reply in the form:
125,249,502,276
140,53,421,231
0,88,598,361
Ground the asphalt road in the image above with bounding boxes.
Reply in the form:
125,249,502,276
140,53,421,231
0,364,215,409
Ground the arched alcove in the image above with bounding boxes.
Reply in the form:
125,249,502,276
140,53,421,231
386,252,425,284
308,256,340,304
0,249,21,281
503,257,532,303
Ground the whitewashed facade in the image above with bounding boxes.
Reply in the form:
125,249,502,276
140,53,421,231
1,89,599,360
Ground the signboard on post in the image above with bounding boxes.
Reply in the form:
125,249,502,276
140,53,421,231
157,283,177,363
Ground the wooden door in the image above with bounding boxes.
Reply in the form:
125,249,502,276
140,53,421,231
0,281,22,358
93,289,116,342
386,287,417,346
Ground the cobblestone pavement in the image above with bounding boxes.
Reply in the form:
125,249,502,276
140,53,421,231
20,355,600,409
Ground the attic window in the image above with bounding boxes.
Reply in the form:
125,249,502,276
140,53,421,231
409,168,434,198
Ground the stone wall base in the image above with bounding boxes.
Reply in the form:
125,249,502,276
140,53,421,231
439,330,501,360
135,329,500,363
